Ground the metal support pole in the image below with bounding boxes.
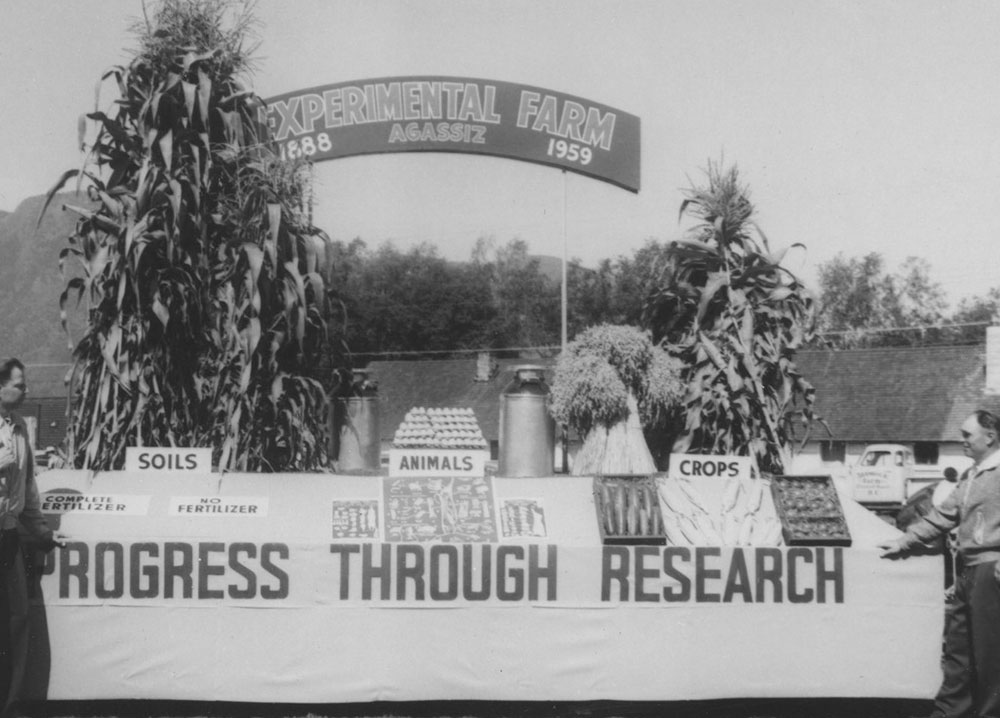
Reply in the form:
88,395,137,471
561,170,569,474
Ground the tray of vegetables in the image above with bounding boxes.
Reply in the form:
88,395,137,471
593,474,666,545
769,475,852,547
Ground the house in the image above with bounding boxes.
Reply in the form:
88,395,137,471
794,342,991,468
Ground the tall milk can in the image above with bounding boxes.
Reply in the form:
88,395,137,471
498,365,555,477
333,370,381,473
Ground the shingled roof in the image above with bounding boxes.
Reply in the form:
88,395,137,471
22,348,995,450
796,345,990,443
369,344,995,445
25,363,72,398
366,357,557,442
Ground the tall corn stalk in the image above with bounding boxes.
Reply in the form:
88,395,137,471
42,0,334,471
643,163,821,474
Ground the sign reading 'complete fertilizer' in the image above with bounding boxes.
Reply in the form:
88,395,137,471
41,493,151,515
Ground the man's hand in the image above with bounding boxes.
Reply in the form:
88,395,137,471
878,537,908,558
40,534,67,552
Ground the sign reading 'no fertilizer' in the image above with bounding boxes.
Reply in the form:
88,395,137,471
262,76,640,192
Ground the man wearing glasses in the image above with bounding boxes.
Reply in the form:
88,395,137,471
880,410,1000,718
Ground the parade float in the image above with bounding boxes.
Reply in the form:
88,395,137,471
23,2,943,706
23,410,943,705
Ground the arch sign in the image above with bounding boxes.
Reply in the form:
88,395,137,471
261,76,640,192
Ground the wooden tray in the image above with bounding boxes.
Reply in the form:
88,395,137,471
770,475,852,547
593,474,666,546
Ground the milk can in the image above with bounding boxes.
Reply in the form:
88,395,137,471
498,365,555,477
333,369,381,473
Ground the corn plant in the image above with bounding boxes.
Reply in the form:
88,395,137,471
42,0,334,471
643,162,822,474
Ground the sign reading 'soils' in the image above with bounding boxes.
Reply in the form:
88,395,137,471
125,447,213,475
261,76,641,192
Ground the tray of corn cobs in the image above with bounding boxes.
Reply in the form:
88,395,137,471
769,475,852,547
593,475,666,545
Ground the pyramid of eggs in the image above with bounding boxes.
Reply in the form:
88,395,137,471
393,407,488,450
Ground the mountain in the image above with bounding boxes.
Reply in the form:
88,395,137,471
0,192,90,363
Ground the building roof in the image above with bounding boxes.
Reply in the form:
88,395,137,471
369,344,996,445
24,346,995,449
25,363,72,399
366,357,557,442
796,344,990,443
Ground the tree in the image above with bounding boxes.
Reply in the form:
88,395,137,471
44,0,334,471
815,253,947,347
566,239,672,338
327,239,494,360
643,162,818,474
951,288,1000,345
471,237,560,352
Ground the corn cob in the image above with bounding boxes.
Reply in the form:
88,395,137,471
626,485,639,536
677,515,706,545
613,483,626,536
651,504,664,536
662,515,685,546
721,477,742,514
737,515,756,545
641,484,656,535
760,517,784,546
695,514,722,545
676,478,710,514
722,513,742,546
600,483,615,534
745,479,765,514
657,479,695,517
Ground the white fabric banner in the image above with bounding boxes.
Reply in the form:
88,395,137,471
23,470,944,703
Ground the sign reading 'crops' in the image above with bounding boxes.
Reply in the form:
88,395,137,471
261,76,640,192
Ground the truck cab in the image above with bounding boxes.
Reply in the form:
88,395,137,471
850,443,970,511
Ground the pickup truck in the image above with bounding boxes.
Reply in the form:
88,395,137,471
849,443,970,510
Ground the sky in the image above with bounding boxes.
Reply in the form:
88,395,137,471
3,0,1000,308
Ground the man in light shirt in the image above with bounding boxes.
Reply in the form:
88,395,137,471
880,410,1000,718
0,359,62,718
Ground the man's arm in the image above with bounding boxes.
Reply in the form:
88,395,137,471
19,437,57,547
879,480,963,557
0,443,13,522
